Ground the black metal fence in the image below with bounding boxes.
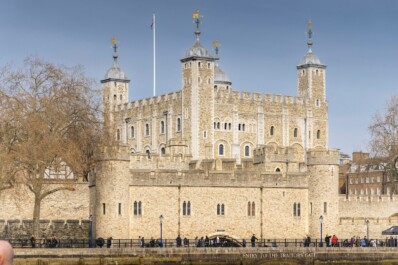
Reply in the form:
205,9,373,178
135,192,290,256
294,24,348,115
4,238,395,248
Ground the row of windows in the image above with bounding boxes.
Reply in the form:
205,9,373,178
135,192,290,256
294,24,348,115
214,122,232,131
218,144,251,157
184,61,212,69
350,176,381,185
184,77,212,85
117,119,182,140
103,201,328,217
119,124,322,140
270,126,321,139
350,188,382,195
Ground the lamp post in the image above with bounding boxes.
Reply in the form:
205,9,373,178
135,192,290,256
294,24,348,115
366,219,370,240
159,215,164,247
319,215,324,247
89,214,93,248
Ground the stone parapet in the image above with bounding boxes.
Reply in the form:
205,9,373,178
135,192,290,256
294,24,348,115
307,148,340,165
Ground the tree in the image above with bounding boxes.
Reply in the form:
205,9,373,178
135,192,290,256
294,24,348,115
0,57,102,237
369,96,398,194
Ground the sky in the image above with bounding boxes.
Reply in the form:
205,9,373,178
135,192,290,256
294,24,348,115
0,0,397,157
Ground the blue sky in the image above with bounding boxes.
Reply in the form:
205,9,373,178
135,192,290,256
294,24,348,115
1,0,397,156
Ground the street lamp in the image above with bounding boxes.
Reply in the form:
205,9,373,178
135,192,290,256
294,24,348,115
89,214,93,248
319,215,324,247
366,219,370,240
159,215,164,247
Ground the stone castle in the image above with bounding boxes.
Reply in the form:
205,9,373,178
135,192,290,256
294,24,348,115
1,15,398,241
93,16,339,241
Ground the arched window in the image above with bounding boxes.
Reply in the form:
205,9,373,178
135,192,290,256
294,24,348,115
238,124,241,131
146,149,151,159
228,123,231,130
217,204,220,215
219,144,224,156
251,202,255,216
214,122,216,129
113,95,117,101
187,201,191,216
293,203,297,216
161,147,166,155
183,201,187,216
247,201,251,216
221,204,225,215
138,201,142,215
242,124,245,131
217,122,220,129
275,168,281,172
145,123,150,136
161,121,165,134
297,203,301,216
317,130,320,139
117,129,120,141
131,126,135,138
245,146,250,157
134,201,142,216
198,62,201,68
294,128,298,138
270,126,274,136
177,118,181,132
224,123,227,130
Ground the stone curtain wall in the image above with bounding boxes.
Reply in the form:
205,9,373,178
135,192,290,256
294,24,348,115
0,182,90,239
0,183,89,221
338,194,398,238
0,219,90,239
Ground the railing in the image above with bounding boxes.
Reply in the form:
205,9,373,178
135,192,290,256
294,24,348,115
3,238,394,248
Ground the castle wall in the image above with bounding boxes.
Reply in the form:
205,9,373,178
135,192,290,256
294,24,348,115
128,185,308,240
0,183,89,221
337,195,398,238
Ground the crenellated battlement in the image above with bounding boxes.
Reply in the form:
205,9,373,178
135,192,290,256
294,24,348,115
216,89,309,106
129,153,191,170
115,91,182,111
307,148,340,165
253,145,296,164
340,194,398,203
96,145,130,161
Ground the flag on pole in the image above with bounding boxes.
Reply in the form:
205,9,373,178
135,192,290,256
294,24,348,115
151,15,155,29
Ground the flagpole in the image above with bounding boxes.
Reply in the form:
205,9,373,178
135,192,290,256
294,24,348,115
153,13,156,97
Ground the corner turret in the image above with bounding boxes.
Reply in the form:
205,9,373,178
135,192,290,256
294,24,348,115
297,20,326,103
181,10,216,159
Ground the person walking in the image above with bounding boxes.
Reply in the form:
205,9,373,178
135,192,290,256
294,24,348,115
251,234,257,247
176,235,182,247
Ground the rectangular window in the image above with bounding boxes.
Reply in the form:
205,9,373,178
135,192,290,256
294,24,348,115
310,202,312,215
118,203,122,215
103,203,106,215
323,202,327,214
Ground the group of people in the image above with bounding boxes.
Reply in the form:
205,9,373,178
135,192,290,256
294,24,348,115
29,236,59,248
303,234,339,247
138,236,163,248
